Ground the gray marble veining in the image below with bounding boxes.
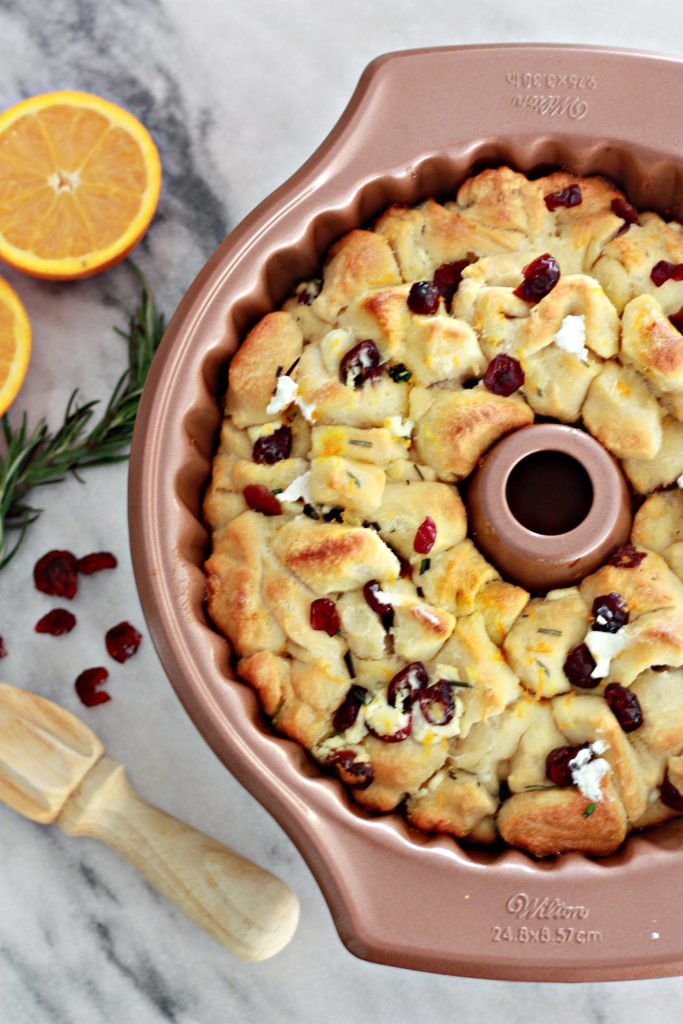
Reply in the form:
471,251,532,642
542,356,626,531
2,1,683,1021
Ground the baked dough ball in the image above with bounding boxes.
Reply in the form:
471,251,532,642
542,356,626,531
271,521,400,594
413,387,534,480
227,313,303,428
205,166,683,858
504,589,590,697
581,360,663,460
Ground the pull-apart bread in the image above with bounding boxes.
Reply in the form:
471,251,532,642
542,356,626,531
204,167,683,857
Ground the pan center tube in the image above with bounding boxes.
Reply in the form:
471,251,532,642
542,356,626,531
466,424,632,591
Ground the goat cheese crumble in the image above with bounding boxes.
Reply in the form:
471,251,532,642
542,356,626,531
266,374,316,422
569,739,610,802
585,629,629,678
554,314,588,362
278,471,312,503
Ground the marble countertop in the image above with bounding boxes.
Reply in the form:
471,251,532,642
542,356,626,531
2,1,683,1021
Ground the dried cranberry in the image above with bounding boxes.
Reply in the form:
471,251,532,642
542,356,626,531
670,306,683,333
76,551,118,574
243,484,282,516
339,339,382,388
333,685,367,732
297,282,319,305
75,667,111,708
34,550,79,599
419,680,455,725
544,185,582,212
407,280,440,315
513,253,560,303
611,197,640,225
650,260,683,287
363,579,394,629
591,593,629,633
414,516,437,554
387,662,428,712
105,622,142,663
367,713,413,743
660,771,683,812
310,598,340,637
399,557,413,579
0,636,6,658
328,749,374,790
433,259,473,311
35,609,76,636
608,544,646,569
604,683,643,732
252,425,293,465
564,643,599,688
483,353,525,396
546,744,587,787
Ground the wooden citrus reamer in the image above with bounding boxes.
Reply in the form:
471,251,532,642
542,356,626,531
0,683,299,960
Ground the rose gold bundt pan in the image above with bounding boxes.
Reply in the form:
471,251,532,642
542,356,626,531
129,45,683,980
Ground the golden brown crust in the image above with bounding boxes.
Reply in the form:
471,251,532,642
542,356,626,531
271,520,400,595
413,387,534,481
204,166,683,857
497,782,628,858
312,229,401,323
226,312,303,428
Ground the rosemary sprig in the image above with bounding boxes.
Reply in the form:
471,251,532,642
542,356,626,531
0,262,165,569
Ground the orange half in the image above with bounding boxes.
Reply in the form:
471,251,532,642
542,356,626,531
0,277,31,414
0,91,161,279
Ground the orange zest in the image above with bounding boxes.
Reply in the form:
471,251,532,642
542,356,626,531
0,276,31,414
0,91,161,279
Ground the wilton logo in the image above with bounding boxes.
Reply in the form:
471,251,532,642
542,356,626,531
506,892,589,921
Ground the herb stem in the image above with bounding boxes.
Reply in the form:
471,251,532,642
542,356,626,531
0,261,165,569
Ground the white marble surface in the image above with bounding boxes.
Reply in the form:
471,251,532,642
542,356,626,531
2,1,683,1021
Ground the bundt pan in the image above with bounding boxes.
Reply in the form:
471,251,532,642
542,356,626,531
129,45,683,980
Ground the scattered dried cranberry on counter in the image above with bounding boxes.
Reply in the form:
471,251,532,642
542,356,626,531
483,353,525,396
34,550,79,599
0,636,6,658
604,683,643,732
309,598,340,637
105,621,142,663
76,551,118,574
243,484,282,516
544,185,582,212
252,425,293,465
328,749,374,790
407,281,440,315
564,643,599,688
339,339,382,388
607,544,646,569
414,516,437,554
610,197,640,225
546,744,587,787
332,685,367,732
35,609,77,636
513,253,560,303
432,259,473,311
591,593,629,633
75,667,111,708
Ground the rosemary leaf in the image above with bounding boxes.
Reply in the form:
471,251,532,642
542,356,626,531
0,262,165,570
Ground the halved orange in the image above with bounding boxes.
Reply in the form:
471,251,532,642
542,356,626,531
0,276,31,414
0,91,161,279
